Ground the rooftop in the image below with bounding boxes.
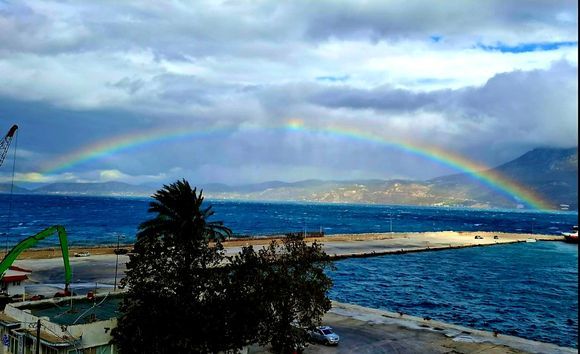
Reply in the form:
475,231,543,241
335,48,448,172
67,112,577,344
20,295,122,326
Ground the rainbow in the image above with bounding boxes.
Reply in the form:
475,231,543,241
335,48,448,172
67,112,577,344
40,119,552,210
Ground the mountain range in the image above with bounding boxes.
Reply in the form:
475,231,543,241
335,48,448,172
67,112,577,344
1,147,577,210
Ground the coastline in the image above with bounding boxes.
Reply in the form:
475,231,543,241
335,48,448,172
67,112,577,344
8,230,565,260
11,231,577,352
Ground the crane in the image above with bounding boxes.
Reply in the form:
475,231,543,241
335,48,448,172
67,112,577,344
0,225,72,294
0,125,18,168
0,126,73,297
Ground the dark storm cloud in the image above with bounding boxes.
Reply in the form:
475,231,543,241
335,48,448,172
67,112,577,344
311,86,444,112
308,61,578,151
0,0,577,184
1,0,576,57
296,0,577,42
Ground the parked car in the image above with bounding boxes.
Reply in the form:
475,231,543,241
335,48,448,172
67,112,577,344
74,251,91,257
308,326,340,345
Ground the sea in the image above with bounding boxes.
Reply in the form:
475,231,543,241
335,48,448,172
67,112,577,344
330,242,578,348
0,194,577,247
0,194,578,347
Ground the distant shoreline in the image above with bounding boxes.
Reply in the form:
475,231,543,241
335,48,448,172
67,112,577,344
2,192,579,213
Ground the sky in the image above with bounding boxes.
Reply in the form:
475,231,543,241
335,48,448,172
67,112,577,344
0,0,578,186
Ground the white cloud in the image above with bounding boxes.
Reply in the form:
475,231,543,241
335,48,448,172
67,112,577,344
0,0,577,184
1,172,78,184
0,0,577,111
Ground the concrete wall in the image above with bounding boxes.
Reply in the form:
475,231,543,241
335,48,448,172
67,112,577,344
2,282,25,298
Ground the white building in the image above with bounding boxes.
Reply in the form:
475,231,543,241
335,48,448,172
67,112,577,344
0,293,120,354
1,267,31,298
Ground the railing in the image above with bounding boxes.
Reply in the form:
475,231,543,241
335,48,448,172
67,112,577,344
230,231,325,240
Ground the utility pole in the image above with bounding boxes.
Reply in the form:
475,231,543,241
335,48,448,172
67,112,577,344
35,319,41,354
113,234,121,292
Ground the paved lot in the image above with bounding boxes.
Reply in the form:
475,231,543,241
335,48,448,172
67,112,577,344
300,312,525,354
249,303,576,354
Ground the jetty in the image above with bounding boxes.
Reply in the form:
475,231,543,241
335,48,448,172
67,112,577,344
221,231,564,260
10,231,565,261
11,231,565,288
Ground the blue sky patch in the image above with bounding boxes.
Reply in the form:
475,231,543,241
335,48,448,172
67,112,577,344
430,35,443,43
316,75,350,82
476,41,577,53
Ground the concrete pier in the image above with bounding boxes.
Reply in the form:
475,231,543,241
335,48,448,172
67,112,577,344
223,231,564,260
14,232,565,284
11,231,564,261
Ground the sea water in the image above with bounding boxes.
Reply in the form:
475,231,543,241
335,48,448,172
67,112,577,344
329,242,578,348
0,194,577,347
0,194,577,247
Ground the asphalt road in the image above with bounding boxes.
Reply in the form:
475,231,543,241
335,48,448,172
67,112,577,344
249,311,530,354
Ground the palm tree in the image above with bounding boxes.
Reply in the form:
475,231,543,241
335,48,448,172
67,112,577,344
138,179,232,242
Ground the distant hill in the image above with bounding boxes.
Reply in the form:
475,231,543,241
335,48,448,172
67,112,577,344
430,147,578,209
3,147,577,210
32,181,154,197
0,183,31,194
201,147,578,210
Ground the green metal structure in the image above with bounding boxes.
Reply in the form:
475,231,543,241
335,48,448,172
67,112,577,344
0,225,72,291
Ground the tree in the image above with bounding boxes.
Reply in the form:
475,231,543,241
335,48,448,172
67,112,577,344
229,235,334,354
113,179,334,354
113,180,234,354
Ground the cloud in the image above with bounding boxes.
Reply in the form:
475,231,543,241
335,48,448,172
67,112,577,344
308,61,578,151
0,172,78,184
0,1,577,185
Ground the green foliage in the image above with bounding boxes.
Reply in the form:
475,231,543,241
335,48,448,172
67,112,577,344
113,180,233,353
113,179,333,354
228,234,333,353
262,235,333,353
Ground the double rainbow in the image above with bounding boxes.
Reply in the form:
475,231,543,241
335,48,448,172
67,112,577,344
40,119,552,210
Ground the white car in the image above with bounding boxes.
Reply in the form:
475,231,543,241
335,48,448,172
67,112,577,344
309,326,340,345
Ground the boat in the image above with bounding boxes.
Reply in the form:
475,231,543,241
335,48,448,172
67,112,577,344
562,226,578,244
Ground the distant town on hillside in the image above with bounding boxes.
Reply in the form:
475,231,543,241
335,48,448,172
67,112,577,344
2,147,577,211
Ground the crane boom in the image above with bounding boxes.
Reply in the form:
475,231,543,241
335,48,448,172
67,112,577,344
0,125,18,168
0,225,72,291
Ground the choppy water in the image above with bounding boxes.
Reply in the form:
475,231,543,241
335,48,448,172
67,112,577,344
0,194,578,347
0,194,577,247
329,242,579,348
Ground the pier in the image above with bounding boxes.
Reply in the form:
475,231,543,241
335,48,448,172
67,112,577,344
221,231,564,260
11,231,565,261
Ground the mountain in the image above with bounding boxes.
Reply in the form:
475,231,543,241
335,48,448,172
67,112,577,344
0,183,31,194
201,147,578,210
4,147,577,210
495,147,578,209
430,147,578,209
32,181,154,197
